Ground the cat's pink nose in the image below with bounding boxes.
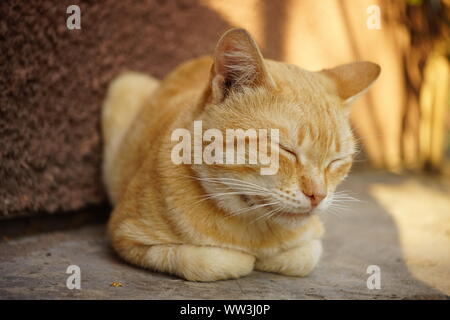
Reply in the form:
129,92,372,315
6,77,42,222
305,192,326,207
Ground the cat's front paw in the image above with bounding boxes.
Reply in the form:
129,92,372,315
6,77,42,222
177,245,255,282
255,240,322,277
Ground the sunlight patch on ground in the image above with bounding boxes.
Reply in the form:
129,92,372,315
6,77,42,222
370,179,450,295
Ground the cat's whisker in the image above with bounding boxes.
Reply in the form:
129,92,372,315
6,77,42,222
331,190,363,204
333,191,358,197
227,201,279,218
332,193,359,198
217,182,270,194
329,199,350,206
327,201,358,215
328,202,347,210
191,179,269,195
328,205,347,212
172,175,278,214
219,178,271,191
179,176,275,207
175,190,264,212
252,205,283,223
192,176,272,193
334,189,357,194
331,197,365,204
326,207,343,219
331,197,362,203
266,205,285,221
192,191,265,203
265,207,284,221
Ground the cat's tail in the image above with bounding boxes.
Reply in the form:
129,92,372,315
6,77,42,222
102,72,159,199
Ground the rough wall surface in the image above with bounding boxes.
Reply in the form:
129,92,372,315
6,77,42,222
0,0,231,218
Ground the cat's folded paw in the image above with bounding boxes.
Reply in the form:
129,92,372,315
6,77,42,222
177,245,255,282
255,240,322,277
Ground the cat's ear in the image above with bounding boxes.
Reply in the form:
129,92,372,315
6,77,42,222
321,61,381,106
210,28,274,103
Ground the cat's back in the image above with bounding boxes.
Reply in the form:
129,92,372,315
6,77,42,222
108,56,213,202
158,55,213,96
135,55,213,150
137,55,213,134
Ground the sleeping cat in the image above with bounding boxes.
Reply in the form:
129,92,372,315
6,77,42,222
102,28,380,281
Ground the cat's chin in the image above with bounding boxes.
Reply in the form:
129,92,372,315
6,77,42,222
275,211,311,219
270,211,312,228
241,195,314,220
262,204,314,227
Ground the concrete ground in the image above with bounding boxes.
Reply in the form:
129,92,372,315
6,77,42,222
0,171,449,299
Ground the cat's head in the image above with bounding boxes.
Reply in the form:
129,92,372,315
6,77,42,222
194,28,380,226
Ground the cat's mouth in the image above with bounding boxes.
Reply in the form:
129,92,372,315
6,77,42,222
241,194,256,206
241,194,311,218
241,194,269,210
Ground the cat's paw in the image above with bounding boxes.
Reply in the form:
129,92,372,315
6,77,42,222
255,240,322,277
177,245,255,282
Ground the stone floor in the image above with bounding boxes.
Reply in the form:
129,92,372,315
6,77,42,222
1,172,449,299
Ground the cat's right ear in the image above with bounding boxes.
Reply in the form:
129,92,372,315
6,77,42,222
210,28,275,104
320,61,381,106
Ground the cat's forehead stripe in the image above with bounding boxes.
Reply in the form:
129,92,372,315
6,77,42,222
295,116,343,164
297,126,305,146
335,133,341,153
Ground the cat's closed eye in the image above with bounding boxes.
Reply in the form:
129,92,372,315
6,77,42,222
279,144,297,160
327,156,352,171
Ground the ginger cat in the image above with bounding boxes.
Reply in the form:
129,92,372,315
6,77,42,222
102,28,380,281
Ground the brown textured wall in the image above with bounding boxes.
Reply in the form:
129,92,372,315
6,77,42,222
0,0,231,218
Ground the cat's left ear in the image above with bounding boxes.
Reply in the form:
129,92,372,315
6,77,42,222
320,61,381,106
210,28,275,103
